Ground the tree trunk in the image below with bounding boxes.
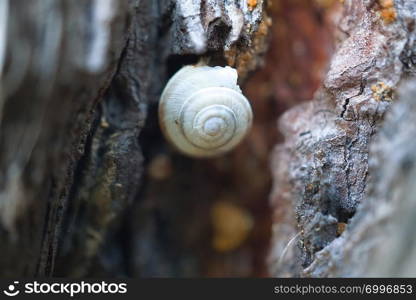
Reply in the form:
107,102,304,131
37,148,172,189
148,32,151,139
0,0,270,277
2,0,416,279
269,0,416,277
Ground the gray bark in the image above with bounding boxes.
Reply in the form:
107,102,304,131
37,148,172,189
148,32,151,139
304,80,416,277
0,0,269,277
269,0,416,277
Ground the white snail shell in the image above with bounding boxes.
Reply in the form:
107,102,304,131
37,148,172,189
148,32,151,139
159,65,253,158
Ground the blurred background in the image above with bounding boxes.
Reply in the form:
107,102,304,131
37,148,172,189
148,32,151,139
0,0,341,277
140,0,339,277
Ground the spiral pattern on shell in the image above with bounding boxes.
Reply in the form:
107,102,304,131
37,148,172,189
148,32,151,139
158,65,253,157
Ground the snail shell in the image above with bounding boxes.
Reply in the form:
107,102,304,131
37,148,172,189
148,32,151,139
159,65,253,158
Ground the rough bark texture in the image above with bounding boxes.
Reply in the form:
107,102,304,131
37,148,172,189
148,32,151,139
0,0,270,277
269,0,416,277
5,0,416,279
304,80,416,277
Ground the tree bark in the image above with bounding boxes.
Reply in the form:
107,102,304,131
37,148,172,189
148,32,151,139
269,0,416,277
3,0,416,279
0,0,270,277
